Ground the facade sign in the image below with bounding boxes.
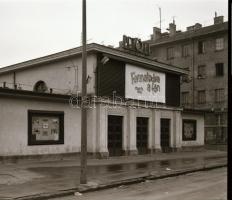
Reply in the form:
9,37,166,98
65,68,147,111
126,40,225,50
125,64,165,103
122,35,150,55
182,120,197,141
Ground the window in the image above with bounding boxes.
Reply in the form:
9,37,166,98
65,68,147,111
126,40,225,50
182,120,196,141
182,45,190,57
215,38,224,51
197,65,206,78
181,92,190,105
167,47,174,59
28,110,64,145
34,81,48,93
215,63,224,76
198,41,205,54
215,89,224,102
198,90,206,104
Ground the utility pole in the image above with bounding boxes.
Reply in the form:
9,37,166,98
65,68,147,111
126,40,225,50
80,0,87,184
158,7,161,30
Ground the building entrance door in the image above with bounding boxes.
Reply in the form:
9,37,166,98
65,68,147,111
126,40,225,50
160,118,171,153
108,115,123,156
136,117,149,154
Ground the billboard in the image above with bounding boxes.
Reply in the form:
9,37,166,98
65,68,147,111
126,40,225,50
125,64,165,103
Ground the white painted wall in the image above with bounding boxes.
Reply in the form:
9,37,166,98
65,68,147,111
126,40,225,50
0,96,203,157
0,54,97,95
0,97,83,156
181,113,205,146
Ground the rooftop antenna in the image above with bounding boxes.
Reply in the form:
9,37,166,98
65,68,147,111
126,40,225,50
172,16,176,24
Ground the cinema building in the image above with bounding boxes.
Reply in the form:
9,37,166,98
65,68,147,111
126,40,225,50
0,43,205,158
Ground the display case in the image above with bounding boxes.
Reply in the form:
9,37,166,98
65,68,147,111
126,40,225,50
28,110,64,145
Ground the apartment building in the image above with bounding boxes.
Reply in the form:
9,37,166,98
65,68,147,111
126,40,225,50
147,14,228,144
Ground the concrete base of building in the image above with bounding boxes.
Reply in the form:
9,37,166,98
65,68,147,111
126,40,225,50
96,152,109,159
153,148,162,153
156,147,182,153
171,147,182,152
123,150,138,156
0,146,208,163
0,152,104,163
0,152,80,163
147,148,161,154
180,146,205,152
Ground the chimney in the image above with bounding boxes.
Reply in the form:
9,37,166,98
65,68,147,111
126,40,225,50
187,23,202,31
151,27,161,40
214,13,224,24
194,23,202,30
119,41,123,48
168,22,176,36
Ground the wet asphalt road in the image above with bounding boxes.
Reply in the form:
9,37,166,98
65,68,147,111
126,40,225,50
51,167,227,200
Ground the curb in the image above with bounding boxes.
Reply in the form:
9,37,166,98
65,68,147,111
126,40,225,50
11,163,227,200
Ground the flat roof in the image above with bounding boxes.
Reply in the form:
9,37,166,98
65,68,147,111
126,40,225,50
0,87,70,102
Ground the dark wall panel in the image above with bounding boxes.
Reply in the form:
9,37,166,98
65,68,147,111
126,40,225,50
97,56,125,97
97,54,181,107
166,73,180,107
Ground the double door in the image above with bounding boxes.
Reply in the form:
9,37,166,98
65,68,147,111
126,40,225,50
136,117,149,154
108,115,123,156
160,118,171,153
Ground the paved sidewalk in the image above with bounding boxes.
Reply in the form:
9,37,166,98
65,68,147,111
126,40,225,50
0,150,227,200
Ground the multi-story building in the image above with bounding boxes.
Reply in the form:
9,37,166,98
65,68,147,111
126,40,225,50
147,15,228,144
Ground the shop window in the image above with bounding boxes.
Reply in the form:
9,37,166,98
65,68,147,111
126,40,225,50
167,47,174,60
215,89,224,103
215,38,224,51
198,41,205,54
182,120,197,141
34,81,48,93
198,90,206,104
28,110,64,145
182,44,190,57
215,63,224,76
181,92,190,105
197,65,206,78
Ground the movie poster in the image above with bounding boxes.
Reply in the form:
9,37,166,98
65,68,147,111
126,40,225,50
32,116,59,141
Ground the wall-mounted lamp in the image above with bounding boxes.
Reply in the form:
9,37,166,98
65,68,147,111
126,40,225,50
86,75,92,83
101,56,110,65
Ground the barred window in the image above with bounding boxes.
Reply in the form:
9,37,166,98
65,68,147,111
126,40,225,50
181,92,190,105
198,90,206,104
215,63,224,76
167,47,174,60
198,41,205,54
215,89,224,102
215,38,224,51
182,45,190,57
198,65,206,78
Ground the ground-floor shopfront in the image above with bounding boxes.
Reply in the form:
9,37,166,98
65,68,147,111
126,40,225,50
0,92,205,158
204,111,227,145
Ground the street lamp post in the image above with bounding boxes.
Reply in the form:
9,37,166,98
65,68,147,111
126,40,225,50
80,0,87,184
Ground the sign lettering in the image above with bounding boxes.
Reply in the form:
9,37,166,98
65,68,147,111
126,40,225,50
122,35,150,55
125,64,165,103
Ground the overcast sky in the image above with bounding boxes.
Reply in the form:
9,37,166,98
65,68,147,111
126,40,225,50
0,0,228,67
